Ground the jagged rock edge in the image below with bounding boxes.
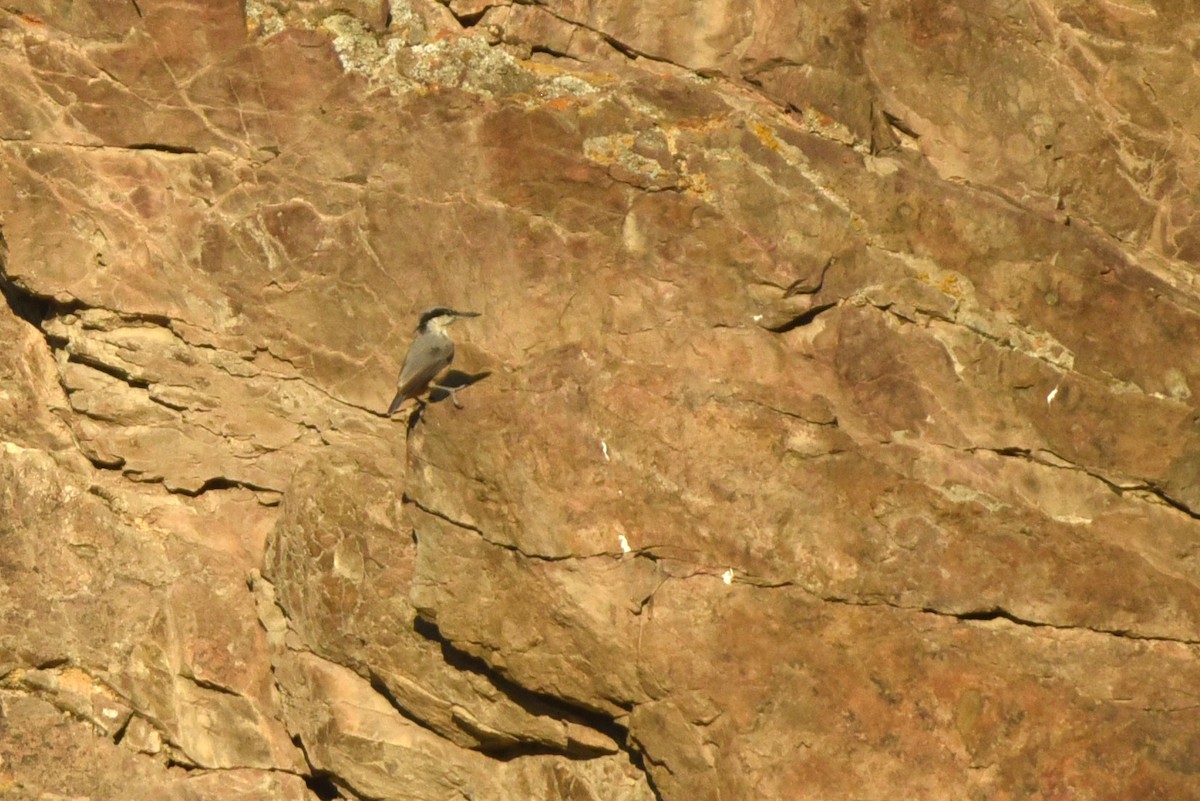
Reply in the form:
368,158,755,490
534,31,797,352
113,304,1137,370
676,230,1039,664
969,445,1200,520
0,260,359,501
1,663,313,773
411,617,666,797
410,617,631,757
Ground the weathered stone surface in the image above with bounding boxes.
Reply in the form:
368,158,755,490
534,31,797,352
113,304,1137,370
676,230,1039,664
0,690,313,800
2,1,1199,799
276,650,651,801
264,455,621,755
0,444,305,779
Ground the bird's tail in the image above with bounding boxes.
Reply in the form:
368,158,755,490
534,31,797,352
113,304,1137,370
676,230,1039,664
386,391,406,416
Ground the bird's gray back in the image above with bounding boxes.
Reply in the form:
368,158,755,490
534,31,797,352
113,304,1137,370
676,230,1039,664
396,334,454,400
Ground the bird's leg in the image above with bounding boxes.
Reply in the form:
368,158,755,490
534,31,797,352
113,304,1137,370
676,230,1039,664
406,399,426,430
433,384,464,409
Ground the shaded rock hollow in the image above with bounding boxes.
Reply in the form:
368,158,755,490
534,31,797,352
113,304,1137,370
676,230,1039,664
2,1,1200,799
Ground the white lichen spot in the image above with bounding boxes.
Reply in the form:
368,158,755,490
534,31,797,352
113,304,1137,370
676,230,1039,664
618,534,631,554
1052,514,1093,525
582,134,664,180
324,14,391,79
546,74,600,97
387,0,429,45
102,707,119,719
1046,384,1059,406
721,568,734,585
935,484,1007,512
398,35,598,101
243,0,286,38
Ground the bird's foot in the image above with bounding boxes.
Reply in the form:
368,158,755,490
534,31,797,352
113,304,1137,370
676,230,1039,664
434,384,464,409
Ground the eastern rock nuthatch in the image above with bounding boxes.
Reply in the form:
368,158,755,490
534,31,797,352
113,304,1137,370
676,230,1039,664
387,307,480,416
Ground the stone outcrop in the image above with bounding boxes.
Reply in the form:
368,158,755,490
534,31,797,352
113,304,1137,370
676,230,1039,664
2,1,1199,799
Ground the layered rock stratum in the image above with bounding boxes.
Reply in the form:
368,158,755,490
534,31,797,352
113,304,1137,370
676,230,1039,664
2,1,1199,799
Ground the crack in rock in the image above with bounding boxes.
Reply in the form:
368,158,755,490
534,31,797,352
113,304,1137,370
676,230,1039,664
916,604,1200,645
970,445,1200,520
816,592,1200,645
409,617,627,759
406,494,595,562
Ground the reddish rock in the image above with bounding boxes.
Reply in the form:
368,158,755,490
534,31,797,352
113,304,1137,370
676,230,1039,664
2,2,1198,799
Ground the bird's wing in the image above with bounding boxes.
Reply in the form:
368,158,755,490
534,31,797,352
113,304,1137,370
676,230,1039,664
387,338,454,414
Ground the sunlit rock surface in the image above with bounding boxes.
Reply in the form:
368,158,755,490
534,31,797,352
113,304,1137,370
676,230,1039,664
2,2,1199,798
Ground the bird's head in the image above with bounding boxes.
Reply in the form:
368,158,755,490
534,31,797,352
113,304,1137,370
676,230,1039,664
417,307,481,334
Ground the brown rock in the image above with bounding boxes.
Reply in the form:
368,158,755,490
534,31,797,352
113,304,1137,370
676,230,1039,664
276,650,651,801
264,454,622,756
2,1,1199,799
0,690,314,800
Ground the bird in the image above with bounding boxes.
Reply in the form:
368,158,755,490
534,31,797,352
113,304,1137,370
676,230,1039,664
387,307,480,416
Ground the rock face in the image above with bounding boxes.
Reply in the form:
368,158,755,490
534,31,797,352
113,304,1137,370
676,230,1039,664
2,1,1199,799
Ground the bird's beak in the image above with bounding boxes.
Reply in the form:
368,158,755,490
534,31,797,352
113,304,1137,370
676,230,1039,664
456,311,481,318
